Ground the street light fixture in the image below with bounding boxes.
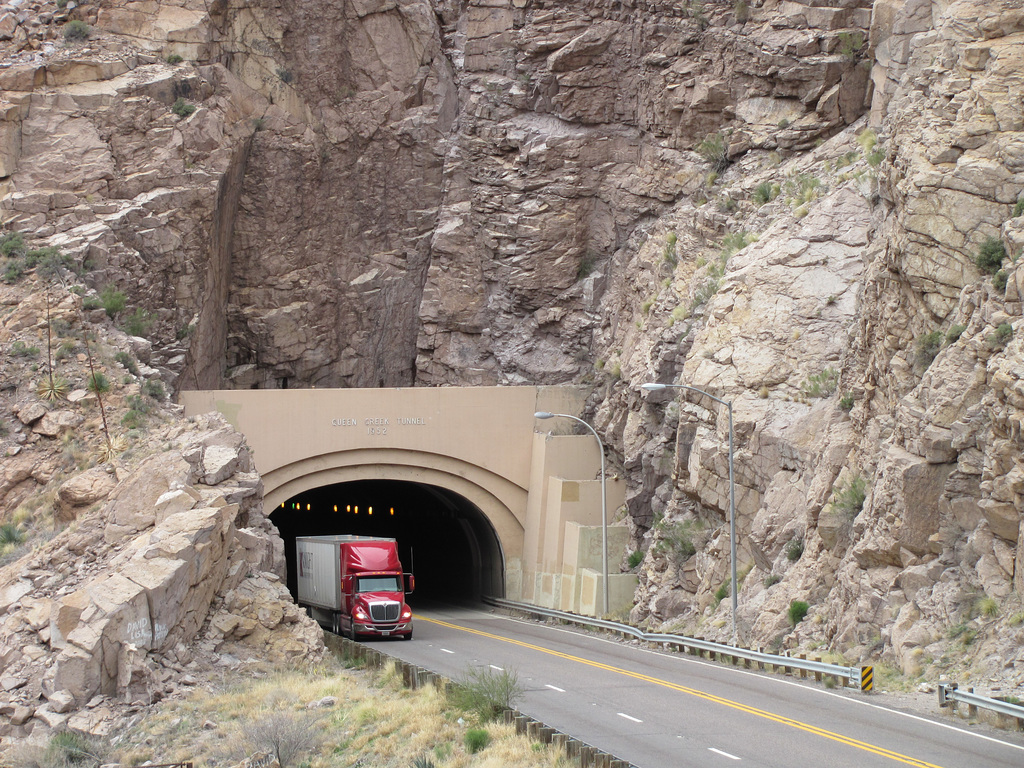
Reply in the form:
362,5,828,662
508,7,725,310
641,382,736,640
534,411,609,616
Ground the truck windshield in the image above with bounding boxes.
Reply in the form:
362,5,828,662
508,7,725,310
357,576,400,592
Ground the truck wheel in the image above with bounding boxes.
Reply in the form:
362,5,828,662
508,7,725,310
347,620,357,641
403,630,413,640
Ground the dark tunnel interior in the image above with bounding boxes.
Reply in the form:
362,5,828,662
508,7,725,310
269,479,505,608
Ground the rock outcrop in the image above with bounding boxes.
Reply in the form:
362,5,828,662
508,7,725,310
0,415,324,740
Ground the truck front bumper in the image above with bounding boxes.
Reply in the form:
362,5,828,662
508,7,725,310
355,620,412,637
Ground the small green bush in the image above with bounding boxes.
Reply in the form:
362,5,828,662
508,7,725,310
993,270,1008,292
697,132,730,172
715,580,730,603
114,351,139,375
0,523,24,546
914,330,943,371
166,54,184,65
975,237,1006,274
1015,197,1024,218
99,285,127,317
464,729,490,754
449,666,522,722
800,367,838,398
172,98,197,118
11,340,40,358
45,730,105,767
87,372,111,395
945,324,966,344
788,600,809,627
838,393,854,412
2,260,24,283
56,0,68,7
63,20,90,41
987,322,1013,350
123,308,153,337
753,181,778,206
784,538,804,561
975,596,999,618
121,409,145,430
627,550,643,569
763,573,781,588
833,474,867,519
653,518,701,560
0,231,25,257
143,379,166,400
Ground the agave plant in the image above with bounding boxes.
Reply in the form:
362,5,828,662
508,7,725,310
36,374,70,402
98,434,128,463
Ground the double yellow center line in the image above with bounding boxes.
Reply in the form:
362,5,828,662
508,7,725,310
419,616,945,768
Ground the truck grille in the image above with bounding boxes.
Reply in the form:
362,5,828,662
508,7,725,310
369,601,400,623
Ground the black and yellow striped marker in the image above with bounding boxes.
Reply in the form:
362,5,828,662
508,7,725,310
862,665,874,692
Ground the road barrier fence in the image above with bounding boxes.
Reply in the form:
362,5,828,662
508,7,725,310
938,683,1024,728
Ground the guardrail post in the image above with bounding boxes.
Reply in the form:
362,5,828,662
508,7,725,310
813,656,822,682
968,687,978,718
799,653,807,678
757,647,765,670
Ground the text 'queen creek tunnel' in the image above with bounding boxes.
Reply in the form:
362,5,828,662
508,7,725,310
269,479,505,610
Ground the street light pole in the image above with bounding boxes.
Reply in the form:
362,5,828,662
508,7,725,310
642,382,736,640
534,411,609,616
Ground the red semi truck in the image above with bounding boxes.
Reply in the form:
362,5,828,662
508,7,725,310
295,535,414,640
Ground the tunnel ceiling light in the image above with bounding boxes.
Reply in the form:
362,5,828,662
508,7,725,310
333,505,338,512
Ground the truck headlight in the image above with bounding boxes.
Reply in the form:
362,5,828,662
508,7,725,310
354,609,368,620
401,609,412,620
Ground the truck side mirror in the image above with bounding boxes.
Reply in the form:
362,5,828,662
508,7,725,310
404,573,415,595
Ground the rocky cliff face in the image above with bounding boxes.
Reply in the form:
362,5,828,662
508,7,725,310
2,0,1023,718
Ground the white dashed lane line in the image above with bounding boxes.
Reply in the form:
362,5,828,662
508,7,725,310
441,648,455,654
617,713,643,723
545,684,565,692
709,747,741,760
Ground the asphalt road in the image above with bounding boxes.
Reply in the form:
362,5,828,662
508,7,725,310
372,603,1024,768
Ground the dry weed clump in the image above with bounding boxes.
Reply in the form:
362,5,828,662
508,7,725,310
119,659,567,768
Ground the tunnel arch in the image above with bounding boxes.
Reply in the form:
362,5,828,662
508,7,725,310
262,448,524,603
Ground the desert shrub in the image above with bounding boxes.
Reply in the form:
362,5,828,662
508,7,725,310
785,538,804,561
714,580,730,603
240,710,324,768
833,473,867,519
947,622,978,646
763,573,781,588
654,518,701,560
11,340,40,358
800,367,838,398
449,666,522,722
576,253,596,280
945,323,966,344
172,98,196,118
1015,197,1024,218
412,757,437,768
0,523,24,546
44,730,107,768
166,54,183,65
697,132,730,172
720,230,754,258
114,351,139,375
838,31,864,59
55,341,78,361
87,372,111,395
99,285,126,317
81,296,102,311
63,20,90,41
974,596,999,618
753,181,778,206
143,379,166,400
121,410,145,430
464,729,490,754
975,236,1006,274
277,68,294,83
627,550,643,569
123,308,153,337
914,330,943,371
788,600,809,626
993,270,1008,292
1,231,25,257
838,393,854,412
3,260,24,283
663,232,678,266
987,322,1013,350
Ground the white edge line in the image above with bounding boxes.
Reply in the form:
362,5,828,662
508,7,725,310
546,684,566,692
708,747,740,760
490,664,504,671
617,713,643,723
441,648,455,654
493,613,1024,752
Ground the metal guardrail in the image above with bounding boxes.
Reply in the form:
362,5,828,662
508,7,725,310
483,596,863,688
939,683,1024,724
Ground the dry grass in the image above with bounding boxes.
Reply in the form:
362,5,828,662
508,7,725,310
118,659,569,768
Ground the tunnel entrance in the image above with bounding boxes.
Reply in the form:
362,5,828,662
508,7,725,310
269,479,505,608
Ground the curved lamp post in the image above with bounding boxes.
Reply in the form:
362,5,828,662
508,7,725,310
534,411,609,616
641,382,736,640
